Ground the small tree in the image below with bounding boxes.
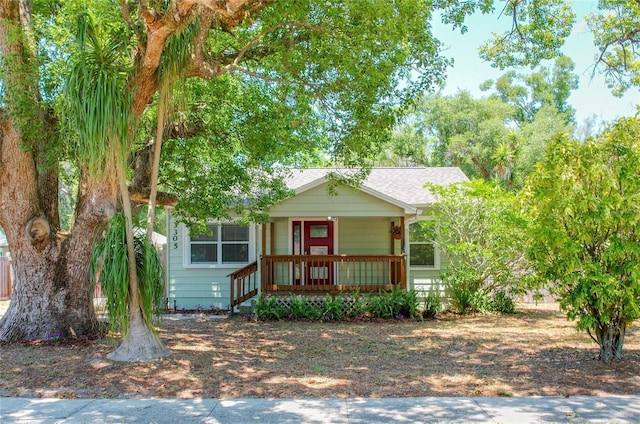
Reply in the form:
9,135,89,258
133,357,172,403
427,180,532,313
522,117,640,362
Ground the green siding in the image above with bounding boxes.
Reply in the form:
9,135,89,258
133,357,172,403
269,184,403,217
271,218,289,255
166,218,259,310
406,210,451,297
337,217,390,254
409,273,447,295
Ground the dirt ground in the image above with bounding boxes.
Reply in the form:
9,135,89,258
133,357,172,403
0,301,638,399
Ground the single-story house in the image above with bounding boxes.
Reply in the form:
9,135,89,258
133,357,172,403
165,167,468,311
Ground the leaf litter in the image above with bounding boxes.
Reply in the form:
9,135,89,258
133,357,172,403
0,303,638,399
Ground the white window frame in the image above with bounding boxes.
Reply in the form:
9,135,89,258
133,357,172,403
408,221,440,270
183,221,255,269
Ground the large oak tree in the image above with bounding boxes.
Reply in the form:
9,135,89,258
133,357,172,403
0,0,475,347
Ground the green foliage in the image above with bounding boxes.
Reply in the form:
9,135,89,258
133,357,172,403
408,91,516,180
386,88,572,189
91,214,130,333
586,1,640,95
451,285,515,314
421,292,443,319
368,288,403,319
0,20,46,149
90,213,165,334
478,0,575,68
254,288,422,321
427,180,533,308
254,296,288,321
345,290,367,318
513,105,574,188
157,21,198,86
287,295,319,319
477,0,640,96
159,76,301,225
136,230,166,324
451,285,490,314
363,286,421,319
62,12,132,179
321,293,344,321
522,117,640,361
489,291,516,314
155,0,482,224
401,288,421,319
374,123,431,167
481,57,579,124
58,162,79,231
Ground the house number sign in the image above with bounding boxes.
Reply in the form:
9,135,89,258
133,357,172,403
172,226,178,249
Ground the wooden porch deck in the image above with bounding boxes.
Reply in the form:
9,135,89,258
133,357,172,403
230,254,406,309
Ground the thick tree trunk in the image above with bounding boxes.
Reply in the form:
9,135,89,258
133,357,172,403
0,180,117,341
0,96,117,341
0,115,117,340
1,1,120,341
0,115,60,341
107,306,170,362
55,176,117,333
107,151,170,362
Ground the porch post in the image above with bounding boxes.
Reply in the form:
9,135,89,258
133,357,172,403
401,254,407,290
390,222,395,254
269,222,274,254
261,223,267,256
401,216,406,289
261,223,267,293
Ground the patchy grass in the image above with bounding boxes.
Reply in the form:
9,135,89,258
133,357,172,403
0,301,638,399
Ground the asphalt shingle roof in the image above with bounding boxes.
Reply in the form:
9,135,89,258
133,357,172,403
285,167,468,206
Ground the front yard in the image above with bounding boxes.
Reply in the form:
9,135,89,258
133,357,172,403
0,301,638,399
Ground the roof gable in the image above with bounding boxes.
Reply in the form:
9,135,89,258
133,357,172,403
269,182,411,217
285,167,468,206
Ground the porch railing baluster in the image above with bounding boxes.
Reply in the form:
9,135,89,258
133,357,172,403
261,254,405,295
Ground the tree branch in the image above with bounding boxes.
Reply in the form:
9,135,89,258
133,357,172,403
233,21,324,67
181,0,247,16
120,0,144,52
188,18,324,88
222,63,321,89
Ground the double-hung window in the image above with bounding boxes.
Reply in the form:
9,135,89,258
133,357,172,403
408,222,438,269
187,222,253,267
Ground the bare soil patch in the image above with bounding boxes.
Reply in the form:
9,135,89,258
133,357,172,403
0,301,638,399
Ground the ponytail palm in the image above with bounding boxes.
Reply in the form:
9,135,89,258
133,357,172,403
63,12,131,179
65,13,169,361
91,213,165,334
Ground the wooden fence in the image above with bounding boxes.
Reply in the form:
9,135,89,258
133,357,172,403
0,257,12,300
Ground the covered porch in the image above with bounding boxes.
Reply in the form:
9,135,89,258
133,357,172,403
229,220,407,310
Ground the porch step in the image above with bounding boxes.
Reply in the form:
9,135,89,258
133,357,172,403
238,301,256,315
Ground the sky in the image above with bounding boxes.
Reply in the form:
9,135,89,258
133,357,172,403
433,1,639,125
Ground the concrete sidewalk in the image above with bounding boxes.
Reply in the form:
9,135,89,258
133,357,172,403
1,395,639,424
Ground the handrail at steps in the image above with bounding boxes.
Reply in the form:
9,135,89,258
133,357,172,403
229,260,259,312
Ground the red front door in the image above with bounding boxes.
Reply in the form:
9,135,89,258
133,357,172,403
303,220,334,285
